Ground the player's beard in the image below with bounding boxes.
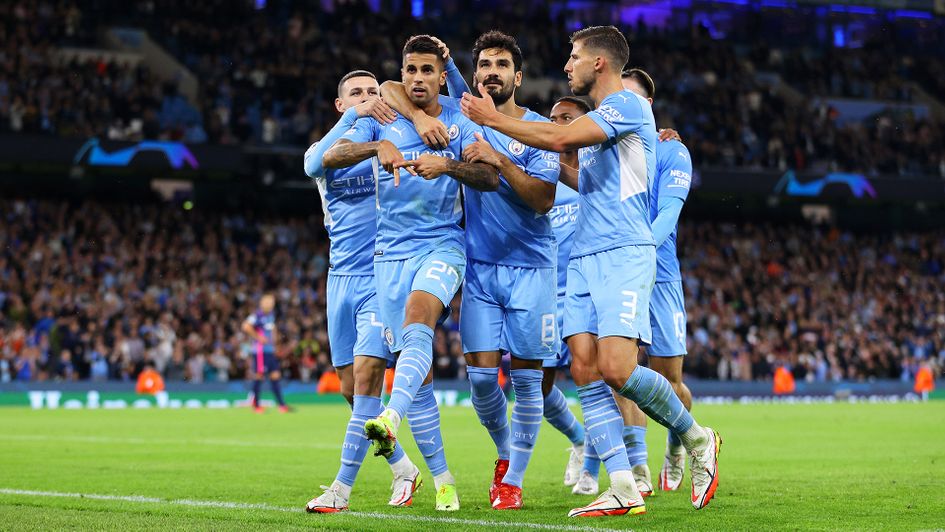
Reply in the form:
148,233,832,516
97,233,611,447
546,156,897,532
478,76,514,106
569,71,594,96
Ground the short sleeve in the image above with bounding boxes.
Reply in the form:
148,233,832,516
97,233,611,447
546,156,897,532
342,117,380,144
586,92,649,142
524,147,560,185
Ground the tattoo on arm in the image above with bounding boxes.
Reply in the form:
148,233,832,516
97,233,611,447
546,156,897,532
443,159,499,191
323,139,380,168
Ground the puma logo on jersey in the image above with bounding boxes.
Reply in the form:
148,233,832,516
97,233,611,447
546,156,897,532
390,126,404,137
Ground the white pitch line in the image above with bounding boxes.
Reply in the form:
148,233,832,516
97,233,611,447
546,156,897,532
0,434,337,450
0,488,627,532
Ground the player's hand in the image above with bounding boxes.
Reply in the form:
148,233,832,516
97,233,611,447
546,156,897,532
429,36,451,62
354,98,397,125
257,334,269,344
463,132,503,168
658,128,682,143
397,153,447,181
460,83,499,127
415,113,450,150
377,140,415,186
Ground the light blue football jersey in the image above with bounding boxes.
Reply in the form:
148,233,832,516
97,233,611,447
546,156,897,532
549,181,579,293
652,139,692,282
343,103,482,262
308,134,377,275
464,109,560,267
304,109,377,275
574,91,658,258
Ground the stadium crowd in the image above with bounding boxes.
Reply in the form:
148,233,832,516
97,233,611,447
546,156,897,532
1,1,944,177
1,199,942,384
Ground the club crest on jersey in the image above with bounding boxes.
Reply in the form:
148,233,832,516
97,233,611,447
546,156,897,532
448,124,459,140
508,140,526,156
384,327,394,347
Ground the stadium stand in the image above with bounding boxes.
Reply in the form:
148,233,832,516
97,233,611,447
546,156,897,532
1,198,941,384
2,1,943,176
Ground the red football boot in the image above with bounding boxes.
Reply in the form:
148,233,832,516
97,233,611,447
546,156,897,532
492,483,523,510
489,459,510,504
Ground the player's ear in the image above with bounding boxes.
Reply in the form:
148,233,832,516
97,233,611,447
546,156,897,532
514,70,523,88
594,55,605,73
648,97,654,105
334,98,344,113
438,68,447,87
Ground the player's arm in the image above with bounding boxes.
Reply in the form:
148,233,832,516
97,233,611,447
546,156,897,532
304,100,397,178
321,115,414,184
303,108,358,178
558,160,578,191
241,319,265,343
652,196,684,246
444,57,471,97
322,138,383,168
324,138,415,185
378,81,450,149
461,84,607,152
464,133,556,213
399,154,499,191
426,36,471,96
652,142,693,246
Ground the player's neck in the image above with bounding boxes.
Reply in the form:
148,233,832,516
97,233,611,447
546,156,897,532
590,74,625,108
495,97,526,120
419,99,443,118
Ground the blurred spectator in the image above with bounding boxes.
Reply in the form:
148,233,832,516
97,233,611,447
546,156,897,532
135,363,165,394
1,198,942,383
1,0,942,177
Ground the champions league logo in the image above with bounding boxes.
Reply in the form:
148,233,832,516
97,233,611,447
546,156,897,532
774,170,876,199
508,140,526,156
73,138,199,169
448,124,459,140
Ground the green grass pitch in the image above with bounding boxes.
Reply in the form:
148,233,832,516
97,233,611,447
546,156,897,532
1,401,943,531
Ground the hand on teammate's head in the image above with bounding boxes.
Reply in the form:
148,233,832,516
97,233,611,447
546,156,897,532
428,36,451,62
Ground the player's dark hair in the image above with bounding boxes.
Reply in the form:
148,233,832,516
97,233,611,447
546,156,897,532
622,68,655,99
570,25,630,72
555,96,592,114
337,70,377,98
472,30,523,72
402,35,444,66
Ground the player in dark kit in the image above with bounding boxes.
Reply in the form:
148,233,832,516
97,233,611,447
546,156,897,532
242,293,289,413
